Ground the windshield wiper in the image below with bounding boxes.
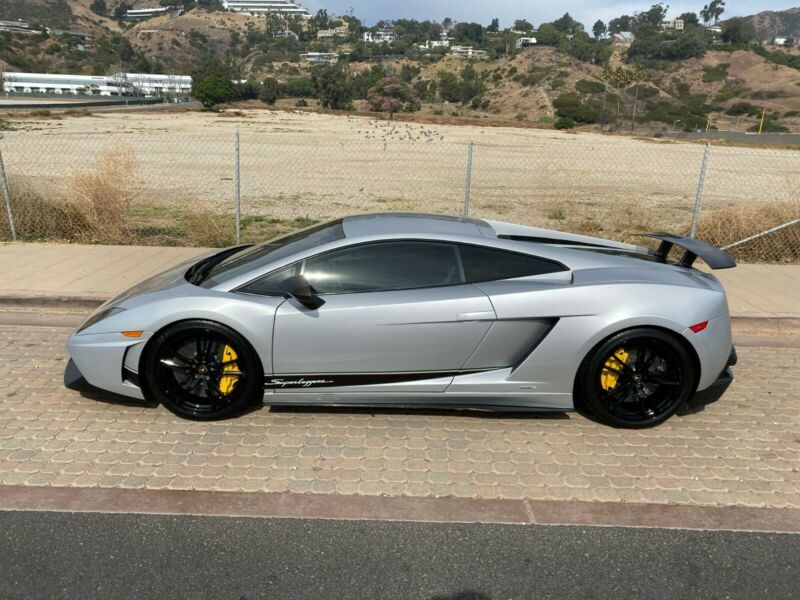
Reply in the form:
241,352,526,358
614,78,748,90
186,245,252,285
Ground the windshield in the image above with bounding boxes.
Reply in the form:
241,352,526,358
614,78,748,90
198,220,345,288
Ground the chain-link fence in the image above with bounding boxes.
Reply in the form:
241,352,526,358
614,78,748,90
1,111,798,261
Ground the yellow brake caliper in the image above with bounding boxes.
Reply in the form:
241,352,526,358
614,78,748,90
218,345,240,396
601,348,629,391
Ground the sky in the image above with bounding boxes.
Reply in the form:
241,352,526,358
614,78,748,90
301,1,799,27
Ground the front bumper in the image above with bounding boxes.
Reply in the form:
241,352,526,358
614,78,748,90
64,359,149,404
65,331,150,401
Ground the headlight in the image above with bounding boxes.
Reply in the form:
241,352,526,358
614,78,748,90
76,306,126,333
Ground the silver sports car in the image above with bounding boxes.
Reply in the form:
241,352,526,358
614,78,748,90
65,213,737,428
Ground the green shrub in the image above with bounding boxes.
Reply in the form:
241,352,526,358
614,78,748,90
748,119,789,133
550,78,566,90
702,63,729,83
553,92,601,124
575,79,605,94
726,102,761,117
554,116,575,130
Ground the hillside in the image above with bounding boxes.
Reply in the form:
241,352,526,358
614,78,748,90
746,7,800,39
0,2,798,133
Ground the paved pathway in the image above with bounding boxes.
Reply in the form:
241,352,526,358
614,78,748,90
2,242,798,318
1,324,797,509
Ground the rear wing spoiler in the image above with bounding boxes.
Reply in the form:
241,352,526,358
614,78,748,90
641,233,736,270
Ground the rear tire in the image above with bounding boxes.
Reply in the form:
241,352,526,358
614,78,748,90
578,328,695,429
142,320,263,421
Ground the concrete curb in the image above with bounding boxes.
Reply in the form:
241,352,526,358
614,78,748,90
1,293,798,332
1,485,798,534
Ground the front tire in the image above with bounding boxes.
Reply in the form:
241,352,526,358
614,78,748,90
142,320,263,421
578,328,696,428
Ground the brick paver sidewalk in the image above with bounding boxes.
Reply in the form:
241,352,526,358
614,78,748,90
1,325,797,509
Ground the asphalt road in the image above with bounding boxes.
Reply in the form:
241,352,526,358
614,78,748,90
1,511,798,600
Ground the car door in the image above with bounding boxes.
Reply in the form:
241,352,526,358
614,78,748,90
268,241,496,393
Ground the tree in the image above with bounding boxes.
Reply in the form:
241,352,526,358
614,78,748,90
514,19,533,32
113,3,132,19
311,64,353,109
679,12,700,27
536,24,560,46
608,15,635,34
259,78,280,105
454,22,484,44
487,18,500,33
442,17,453,31
721,17,756,45
551,13,584,35
192,60,237,109
592,20,607,39
639,3,669,28
192,74,235,109
90,0,107,16
309,9,330,32
701,1,725,25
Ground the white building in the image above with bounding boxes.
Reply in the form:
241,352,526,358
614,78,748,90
1,72,134,96
515,37,537,49
660,19,684,31
364,28,398,44
773,36,790,46
1,72,193,97
0,20,38,35
123,73,192,96
450,46,488,60
611,31,635,45
221,0,311,18
125,7,171,20
299,52,339,65
274,30,299,40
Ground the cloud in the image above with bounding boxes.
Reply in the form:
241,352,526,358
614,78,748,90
302,0,799,26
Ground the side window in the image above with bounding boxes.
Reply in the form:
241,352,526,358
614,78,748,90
459,244,567,283
304,242,464,294
239,264,300,296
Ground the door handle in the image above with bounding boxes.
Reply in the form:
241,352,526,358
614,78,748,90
457,311,495,321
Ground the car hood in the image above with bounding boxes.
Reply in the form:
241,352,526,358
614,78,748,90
102,250,220,309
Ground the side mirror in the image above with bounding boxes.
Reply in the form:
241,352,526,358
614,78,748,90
279,274,325,310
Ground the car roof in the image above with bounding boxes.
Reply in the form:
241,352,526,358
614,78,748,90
342,213,495,239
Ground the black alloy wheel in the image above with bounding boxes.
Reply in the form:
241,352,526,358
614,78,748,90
580,328,696,428
143,320,263,421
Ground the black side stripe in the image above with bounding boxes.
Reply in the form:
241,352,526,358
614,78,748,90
265,369,492,389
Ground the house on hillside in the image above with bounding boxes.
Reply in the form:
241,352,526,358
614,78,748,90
221,0,311,18
274,30,299,40
299,52,339,65
515,37,537,49
364,27,398,44
660,19,684,31
450,46,488,60
772,36,792,46
0,20,37,35
124,7,173,20
317,24,349,41
611,31,635,45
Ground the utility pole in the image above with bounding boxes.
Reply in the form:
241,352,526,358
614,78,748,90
758,108,767,134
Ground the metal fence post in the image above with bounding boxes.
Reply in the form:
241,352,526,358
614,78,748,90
234,129,241,245
0,150,16,241
690,143,711,239
463,140,474,217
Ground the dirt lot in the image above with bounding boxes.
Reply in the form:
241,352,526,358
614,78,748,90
2,108,798,238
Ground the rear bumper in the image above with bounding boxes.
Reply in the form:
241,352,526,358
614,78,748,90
685,347,737,411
